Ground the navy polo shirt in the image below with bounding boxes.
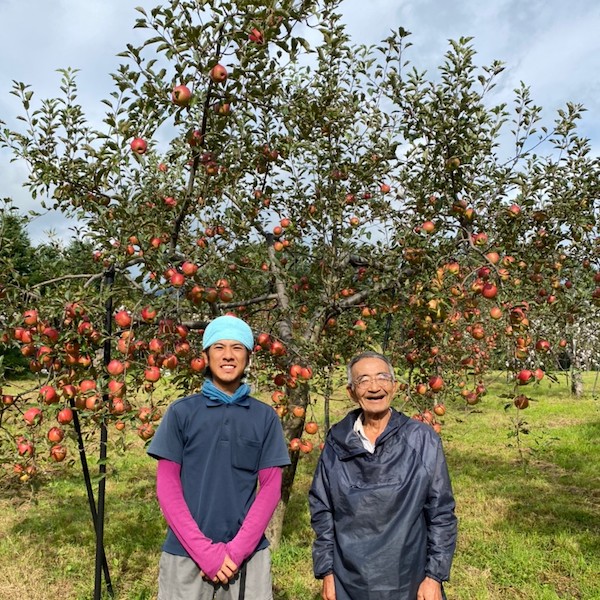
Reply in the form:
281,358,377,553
147,393,290,558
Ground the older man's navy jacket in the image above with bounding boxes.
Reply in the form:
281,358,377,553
309,408,457,600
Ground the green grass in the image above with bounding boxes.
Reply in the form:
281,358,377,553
1,372,598,599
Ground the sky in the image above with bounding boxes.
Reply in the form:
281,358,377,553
1,0,599,244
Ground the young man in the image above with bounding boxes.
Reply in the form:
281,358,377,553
148,315,291,600
309,351,457,600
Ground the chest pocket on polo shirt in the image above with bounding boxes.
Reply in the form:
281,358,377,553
232,437,261,471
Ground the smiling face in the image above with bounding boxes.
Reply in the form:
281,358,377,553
202,340,250,394
347,356,398,420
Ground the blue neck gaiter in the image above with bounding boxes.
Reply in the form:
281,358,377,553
202,378,251,404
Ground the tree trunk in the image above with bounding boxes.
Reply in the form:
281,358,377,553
266,452,300,548
571,370,583,397
570,339,583,397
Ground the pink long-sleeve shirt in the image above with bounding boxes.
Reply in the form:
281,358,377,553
156,458,282,580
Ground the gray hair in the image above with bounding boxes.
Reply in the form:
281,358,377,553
346,351,395,386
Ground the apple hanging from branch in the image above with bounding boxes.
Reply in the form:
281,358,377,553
209,64,228,84
171,84,192,106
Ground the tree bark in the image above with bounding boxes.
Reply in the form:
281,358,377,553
266,452,300,548
570,339,583,397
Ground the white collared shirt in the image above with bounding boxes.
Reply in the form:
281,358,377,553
353,414,376,453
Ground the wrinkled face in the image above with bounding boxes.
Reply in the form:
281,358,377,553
203,340,250,394
347,357,398,419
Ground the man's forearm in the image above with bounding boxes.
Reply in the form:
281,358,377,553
226,466,282,565
156,458,226,579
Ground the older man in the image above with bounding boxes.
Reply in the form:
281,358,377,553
309,351,457,600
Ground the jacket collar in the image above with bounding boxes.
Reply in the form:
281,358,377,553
328,407,409,460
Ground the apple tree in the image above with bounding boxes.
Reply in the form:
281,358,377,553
0,0,598,566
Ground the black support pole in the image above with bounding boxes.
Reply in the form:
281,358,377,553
94,266,115,600
69,397,113,597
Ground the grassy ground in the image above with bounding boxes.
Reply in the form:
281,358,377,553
0,372,598,599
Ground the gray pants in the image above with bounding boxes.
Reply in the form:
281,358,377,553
158,548,273,600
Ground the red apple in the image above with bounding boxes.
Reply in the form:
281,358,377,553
47,427,65,443
181,261,198,276
190,357,206,372
516,369,533,385
107,359,125,376
172,84,192,106
299,367,313,381
486,251,501,265
114,310,132,328
489,306,503,320
481,283,498,299
57,407,74,425
50,444,67,462
39,385,59,405
17,438,35,457
433,403,446,417
507,204,521,217
23,407,43,426
209,64,228,83
149,338,165,354
471,325,485,340
187,129,204,147
79,379,97,394
289,364,302,378
299,439,313,454
415,383,428,395
138,423,155,441
292,406,305,418
428,376,444,392
170,272,186,287
175,341,191,356
141,306,157,322
144,366,161,383
513,394,529,409
421,220,435,234
256,332,271,348
271,390,285,404
353,319,367,331
219,287,234,302
108,379,126,397
248,28,264,44
535,340,551,353
270,340,286,356
213,102,231,115
304,421,319,435
22,309,38,326
130,137,148,155
163,354,178,370
42,326,60,344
